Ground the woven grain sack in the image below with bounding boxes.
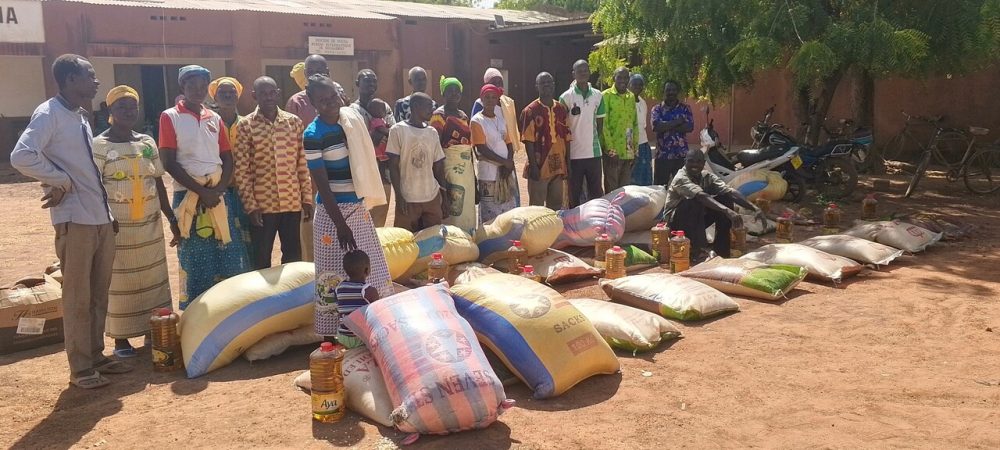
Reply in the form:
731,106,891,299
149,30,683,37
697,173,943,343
568,298,682,353
679,257,807,300
741,243,862,283
243,325,322,361
180,262,315,378
293,346,395,427
476,206,563,262
600,274,739,321
602,185,667,232
553,198,626,249
799,235,904,265
728,169,769,198
376,227,419,280
844,220,942,253
344,284,506,435
451,274,620,399
402,225,479,279
451,263,502,286
518,248,601,284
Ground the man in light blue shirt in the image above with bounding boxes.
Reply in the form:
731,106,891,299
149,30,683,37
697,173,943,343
11,54,133,389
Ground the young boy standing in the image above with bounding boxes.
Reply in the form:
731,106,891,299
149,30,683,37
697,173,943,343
386,93,449,232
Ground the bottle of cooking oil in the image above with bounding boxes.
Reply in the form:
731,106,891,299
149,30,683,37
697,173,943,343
427,252,449,283
823,203,842,234
730,225,747,257
507,240,527,274
520,264,542,283
862,194,878,221
650,222,671,265
669,231,690,273
754,197,771,215
594,233,613,269
604,245,627,279
150,308,183,372
776,213,794,243
310,342,346,423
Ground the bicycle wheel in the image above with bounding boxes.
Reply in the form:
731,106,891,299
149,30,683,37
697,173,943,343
881,132,910,163
963,147,1000,194
904,151,932,198
818,157,859,199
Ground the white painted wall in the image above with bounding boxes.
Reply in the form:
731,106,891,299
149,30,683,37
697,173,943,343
0,56,46,117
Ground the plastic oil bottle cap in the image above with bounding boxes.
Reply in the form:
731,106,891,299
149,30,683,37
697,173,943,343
612,246,622,251
511,240,521,247
157,308,172,317
320,342,335,352
600,233,609,239
672,230,685,237
432,252,443,260
523,265,534,273
828,203,837,208
656,222,666,228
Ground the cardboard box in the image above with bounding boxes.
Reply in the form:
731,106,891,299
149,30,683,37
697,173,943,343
0,274,64,354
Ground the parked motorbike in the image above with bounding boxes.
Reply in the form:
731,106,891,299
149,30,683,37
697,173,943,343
700,118,801,184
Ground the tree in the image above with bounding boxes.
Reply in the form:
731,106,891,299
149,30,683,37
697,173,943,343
495,0,600,14
591,0,1000,145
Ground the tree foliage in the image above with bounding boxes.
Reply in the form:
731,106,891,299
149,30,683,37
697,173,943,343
496,0,600,14
591,0,1000,142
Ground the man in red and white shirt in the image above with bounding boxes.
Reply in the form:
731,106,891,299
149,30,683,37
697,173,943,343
159,65,251,309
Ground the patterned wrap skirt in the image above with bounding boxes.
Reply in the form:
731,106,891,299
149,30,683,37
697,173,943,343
313,201,394,335
631,143,654,186
172,187,252,310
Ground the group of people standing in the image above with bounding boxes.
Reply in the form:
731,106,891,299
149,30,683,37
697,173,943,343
10,49,746,389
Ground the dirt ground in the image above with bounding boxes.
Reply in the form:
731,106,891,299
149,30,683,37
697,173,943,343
1,157,999,449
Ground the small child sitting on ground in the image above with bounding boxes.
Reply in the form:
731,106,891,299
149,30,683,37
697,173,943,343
329,249,381,348
366,98,392,162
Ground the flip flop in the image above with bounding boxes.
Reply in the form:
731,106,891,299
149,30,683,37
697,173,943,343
71,372,110,389
94,358,135,374
113,348,138,359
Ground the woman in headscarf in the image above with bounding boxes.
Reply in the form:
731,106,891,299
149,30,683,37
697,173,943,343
161,65,252,309
92,86,180,357
290,62,307,91
429,76,477,234
471,84,518,224
303,75,393,344
209,76,254,264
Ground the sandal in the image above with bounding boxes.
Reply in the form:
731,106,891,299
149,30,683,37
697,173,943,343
113,347,138,359
71,372,110,389
95,358,135,374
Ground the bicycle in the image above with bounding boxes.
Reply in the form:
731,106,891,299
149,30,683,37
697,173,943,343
878,111,948,169
904,123,1000,197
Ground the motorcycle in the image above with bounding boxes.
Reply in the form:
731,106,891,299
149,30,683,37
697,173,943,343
744,106,860,201
700,117,801,184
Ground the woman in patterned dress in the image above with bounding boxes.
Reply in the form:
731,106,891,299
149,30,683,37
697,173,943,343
303,75,393,338
92,86,180,357
429,75,477,234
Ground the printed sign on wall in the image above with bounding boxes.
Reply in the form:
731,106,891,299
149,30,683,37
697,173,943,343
0,1,45,44
308,37,355,56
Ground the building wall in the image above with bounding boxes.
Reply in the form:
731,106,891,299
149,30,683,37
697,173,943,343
0,56,46,116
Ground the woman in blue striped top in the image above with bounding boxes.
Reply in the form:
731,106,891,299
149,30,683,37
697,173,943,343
304,75,393,338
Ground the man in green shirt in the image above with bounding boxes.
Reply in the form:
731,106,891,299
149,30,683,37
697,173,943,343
600,67,638,192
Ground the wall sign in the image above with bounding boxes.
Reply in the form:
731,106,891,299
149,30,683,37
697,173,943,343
490,58,503,69
308,37,355,56
0,1,45,43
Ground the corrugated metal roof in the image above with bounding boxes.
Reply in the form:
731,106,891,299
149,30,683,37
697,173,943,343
45,0,567,23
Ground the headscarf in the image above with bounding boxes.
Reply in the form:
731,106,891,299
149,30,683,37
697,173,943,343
290,62,307,90
480,83,503,99
178,65,210,85
106,85,139,108
483,68,502,84
208,77,243,100
440,75,463,95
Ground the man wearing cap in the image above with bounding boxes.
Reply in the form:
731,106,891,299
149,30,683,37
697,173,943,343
662,150,766,260
160,64,251,309
12,54,135,389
